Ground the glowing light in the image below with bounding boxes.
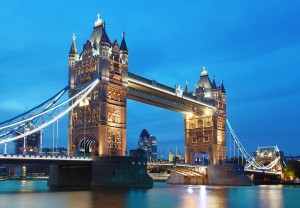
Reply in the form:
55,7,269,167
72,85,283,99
187,187,193,194
94,13,103,27
201,66,208,76
187,112,193,119
205,109,211,117
79,98,89,107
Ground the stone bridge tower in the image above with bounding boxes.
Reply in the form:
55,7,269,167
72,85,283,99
184,68,226,165
68,14,128,156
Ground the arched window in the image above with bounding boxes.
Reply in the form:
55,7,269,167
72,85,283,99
198,119,203,128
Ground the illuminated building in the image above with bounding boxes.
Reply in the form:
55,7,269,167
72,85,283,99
169,150,174,162
185,67,226,164
14,122,40,154
150,136,157,160
253,145,284,171
68,14,128,156
137,129,158,161
67,12,226,165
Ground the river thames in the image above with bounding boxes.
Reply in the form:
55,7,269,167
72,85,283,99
0,180,299,208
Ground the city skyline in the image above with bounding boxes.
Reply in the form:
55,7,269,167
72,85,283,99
0,0,300,156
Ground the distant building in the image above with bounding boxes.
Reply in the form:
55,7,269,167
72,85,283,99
14,122,40,154
284,156,300,162
169,151,174,162
137,129,158,161
150,136,157,160
252,145,284,171
253,146,283,160
42,147,68,155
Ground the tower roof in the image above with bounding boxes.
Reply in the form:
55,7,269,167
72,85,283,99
89,14,110,49
256,146,280,154
211,76,217,90
195,67,212,90
69,34,78,55
184,80,189,93
221,79,226,93
112,39,119,46
100,24,111,45
120,32,128,52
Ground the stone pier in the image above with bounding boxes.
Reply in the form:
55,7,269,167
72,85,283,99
48,156,153,188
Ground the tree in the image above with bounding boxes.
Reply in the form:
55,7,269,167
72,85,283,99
283,160,300,181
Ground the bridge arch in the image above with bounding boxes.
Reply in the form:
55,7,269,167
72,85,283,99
193,152,210,165
74,137,98,156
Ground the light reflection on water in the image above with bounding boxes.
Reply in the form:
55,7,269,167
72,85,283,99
0,181,300,208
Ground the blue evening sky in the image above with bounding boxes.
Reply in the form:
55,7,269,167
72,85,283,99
0,0,300,157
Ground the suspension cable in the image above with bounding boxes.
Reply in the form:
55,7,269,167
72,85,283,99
227,119,280,170
0,79,97,131
0,78,99,144
0,85,69,126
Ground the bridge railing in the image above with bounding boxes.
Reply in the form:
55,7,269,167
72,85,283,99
148,161,207,168
128,72,216,108
0,154,92,161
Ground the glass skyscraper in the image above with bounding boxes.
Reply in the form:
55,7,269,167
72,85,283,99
137,129,157,161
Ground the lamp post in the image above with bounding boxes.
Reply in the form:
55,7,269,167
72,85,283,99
23,136,27,155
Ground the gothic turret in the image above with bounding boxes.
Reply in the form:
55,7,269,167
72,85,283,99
68,34,79,89
211,76,217,99
120,32,128,64
111,39,120,62
99,22,111,59
184,80,189,94
68,34,79,67
220,79,226,102
221,79,226,94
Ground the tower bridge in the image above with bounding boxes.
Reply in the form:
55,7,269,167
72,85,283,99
0,13,285,187
67,14,227,165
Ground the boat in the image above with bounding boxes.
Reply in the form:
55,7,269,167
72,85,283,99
0,176,7,181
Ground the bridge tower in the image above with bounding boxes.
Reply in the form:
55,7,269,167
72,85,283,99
253,146,284,171
68,14,128,156
184,68,226,165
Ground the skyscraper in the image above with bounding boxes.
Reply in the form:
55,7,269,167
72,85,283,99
137,129,157,161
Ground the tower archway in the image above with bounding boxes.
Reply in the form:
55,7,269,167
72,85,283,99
193,152,210,165
78,138,97,156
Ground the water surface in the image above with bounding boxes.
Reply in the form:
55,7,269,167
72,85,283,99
0,180,299,208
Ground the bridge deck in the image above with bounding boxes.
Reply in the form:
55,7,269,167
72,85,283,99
127,72,215,113
0,154,92,164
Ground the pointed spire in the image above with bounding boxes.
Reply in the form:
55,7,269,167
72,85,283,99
100,24,111,45
211,75,217,90
112,39,119,48
221,79,226,93
69,33,78,55
184,80,189,93
193,84,197,96
120,31,128,52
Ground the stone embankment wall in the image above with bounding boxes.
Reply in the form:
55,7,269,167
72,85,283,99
167,172,208,185
48,164,91,187
166,164,252,186
208,164,252,186
91,156,153,188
